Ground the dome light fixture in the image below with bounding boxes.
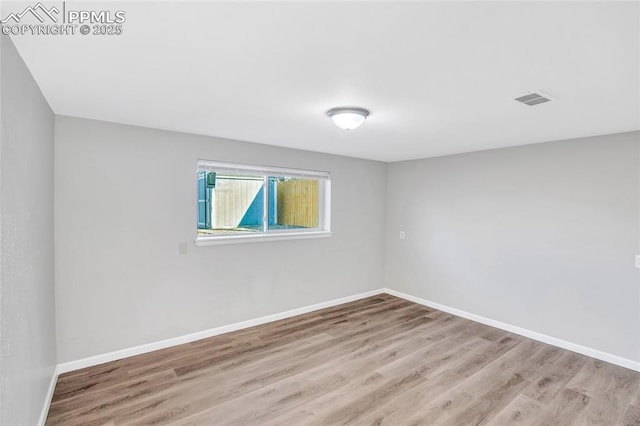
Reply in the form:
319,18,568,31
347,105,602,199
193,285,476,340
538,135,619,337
326,106,369,130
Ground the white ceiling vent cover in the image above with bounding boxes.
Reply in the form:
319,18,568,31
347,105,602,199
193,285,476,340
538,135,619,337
515,92,552,106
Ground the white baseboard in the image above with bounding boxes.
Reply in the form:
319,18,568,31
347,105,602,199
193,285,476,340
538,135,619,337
37,365,59,426
383,288,640,373
57,288,387,374
53,286,639,384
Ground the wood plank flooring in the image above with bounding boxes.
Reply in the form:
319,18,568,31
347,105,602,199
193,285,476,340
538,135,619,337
46,294,640,425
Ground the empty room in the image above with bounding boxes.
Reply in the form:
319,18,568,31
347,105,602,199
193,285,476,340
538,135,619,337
1,1,639,425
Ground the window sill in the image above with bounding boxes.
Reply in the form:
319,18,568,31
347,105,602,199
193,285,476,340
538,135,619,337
195,231,332,246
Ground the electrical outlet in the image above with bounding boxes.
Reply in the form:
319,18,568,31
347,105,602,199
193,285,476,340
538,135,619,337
635,255,640,269
179,242,188,255
399,231,405,240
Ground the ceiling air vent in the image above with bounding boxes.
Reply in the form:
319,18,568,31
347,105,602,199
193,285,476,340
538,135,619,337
514,92,551,106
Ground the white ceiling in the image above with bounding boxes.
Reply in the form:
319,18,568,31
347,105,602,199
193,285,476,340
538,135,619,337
7,1,640,162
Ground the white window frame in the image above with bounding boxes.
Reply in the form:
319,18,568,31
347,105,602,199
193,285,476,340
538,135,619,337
195,160,332,246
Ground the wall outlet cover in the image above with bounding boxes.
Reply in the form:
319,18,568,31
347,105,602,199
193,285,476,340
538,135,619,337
179,242,188,255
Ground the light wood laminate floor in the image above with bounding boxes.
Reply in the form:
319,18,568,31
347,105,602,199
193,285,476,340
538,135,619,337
46,294,640,425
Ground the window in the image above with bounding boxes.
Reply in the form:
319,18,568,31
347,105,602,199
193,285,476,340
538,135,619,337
196,160,331,245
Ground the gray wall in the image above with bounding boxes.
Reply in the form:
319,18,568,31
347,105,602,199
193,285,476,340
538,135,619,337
54,116,387,363
385,131,640,362
0,37,56,424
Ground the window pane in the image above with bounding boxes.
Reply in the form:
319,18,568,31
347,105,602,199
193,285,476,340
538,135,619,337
268,177,320,231
197,173,265,235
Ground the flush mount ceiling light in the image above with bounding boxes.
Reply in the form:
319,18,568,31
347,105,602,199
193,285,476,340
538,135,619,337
326,107,369,130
